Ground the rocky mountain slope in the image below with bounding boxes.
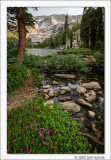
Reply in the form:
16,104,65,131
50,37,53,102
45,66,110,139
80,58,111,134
28,14,82,43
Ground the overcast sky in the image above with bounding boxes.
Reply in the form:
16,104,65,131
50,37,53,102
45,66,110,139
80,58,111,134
28,7,83,16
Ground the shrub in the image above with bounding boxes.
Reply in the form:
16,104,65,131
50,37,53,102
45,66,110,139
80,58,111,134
32,68,43,86
7,96,93,153
7,65,27,93
94,52,104,68
23,54,44,68
63,48,93,55
43,54,91,73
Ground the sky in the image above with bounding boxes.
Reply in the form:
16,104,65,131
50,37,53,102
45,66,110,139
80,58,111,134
28,7,83,16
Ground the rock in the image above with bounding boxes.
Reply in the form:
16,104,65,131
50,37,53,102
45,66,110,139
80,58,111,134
55,74,76,79
84,90,96,102
78,98,92,108
86,96,96,102
44,100,54,109
44,94,50,99
88,110,95,118
98,90,103,95
77,86,87,94
80,82,101,89
43,85,51,89
52,80,59,85
48,89,55,97
43,88,51,93
61,101,81,114
60,86,71,92
54,91,59,97
59,96,72,101
60,90,66,95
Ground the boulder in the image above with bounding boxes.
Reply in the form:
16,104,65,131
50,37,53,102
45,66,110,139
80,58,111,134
59,96,72,101
78,98,92,108
60,90,66,95
55,74,76,79
77,86,87,94
84,90,96,102
48,89,55,97
44,94,50,99
43,85,51,89
43,88,51,93
60,86,71,92
52,80,59,85
88,110,95,118
80,82,101,89
61,101,81,114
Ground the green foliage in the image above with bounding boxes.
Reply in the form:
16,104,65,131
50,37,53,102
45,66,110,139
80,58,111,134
7,96,93,153
43,54,91,73
23,54,44,68
63,48,93,55
94,51,104,68
7,65,27,93
80,7,104,49
32,68,43,86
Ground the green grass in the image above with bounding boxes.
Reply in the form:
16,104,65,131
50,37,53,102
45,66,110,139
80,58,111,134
7,96,93,153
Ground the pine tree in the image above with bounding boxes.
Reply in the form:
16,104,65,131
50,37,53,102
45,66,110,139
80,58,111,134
7,7,37,64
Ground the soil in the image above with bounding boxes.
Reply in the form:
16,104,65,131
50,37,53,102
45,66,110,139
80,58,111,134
7,70,38,110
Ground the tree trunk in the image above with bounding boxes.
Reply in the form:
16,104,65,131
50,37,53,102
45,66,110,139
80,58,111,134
89,27,91,48
16,7,26,64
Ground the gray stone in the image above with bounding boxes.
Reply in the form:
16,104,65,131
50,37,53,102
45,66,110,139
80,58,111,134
54,91,59,97
80,82,101,89
86,96,96,102
59,96,72,101
60,86,71,92
55,74,76,79
61,101,81,114
78,98,92,108
88,110,95,118
77,86,87,94
60,90,66,95
43,85,51,89
48,89,55,97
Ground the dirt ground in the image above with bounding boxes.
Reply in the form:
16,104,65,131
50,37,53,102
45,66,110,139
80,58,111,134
7,70,38,109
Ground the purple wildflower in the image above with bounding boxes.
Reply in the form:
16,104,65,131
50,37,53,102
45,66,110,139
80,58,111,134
30,125,33,129
20,148,22,151
19,120,22,123
13,139,16,142
8,148,9,151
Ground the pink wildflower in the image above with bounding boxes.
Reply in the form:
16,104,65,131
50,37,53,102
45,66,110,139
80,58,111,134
20,148,22,151
13,139,16,142
21,106,23,109
28,121,30,124
21,114,23,116
9,131,11,134
48,131,50,135
24,143,26,146
19,120,22,123
14,116,16,118
39,132,42,137
36,138,38,141
29,149,32,152
40,111,42,113
30,125,33,129
34,121,36,124
12,107,14,109
38,125,40,128
13,121,15,124
8,148,9,151
32,142,34,145
39,143,41,146
26,118,28,120
43,142,49,146
31,105,33,107
40,128,45,133
35,128,37,131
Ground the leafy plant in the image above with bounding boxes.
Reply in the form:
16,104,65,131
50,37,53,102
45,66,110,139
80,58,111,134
7,96,94,153
7,64,27,92
32,68,43,86
94,51,104,68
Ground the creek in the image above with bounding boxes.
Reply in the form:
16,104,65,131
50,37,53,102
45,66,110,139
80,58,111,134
41,70,104,153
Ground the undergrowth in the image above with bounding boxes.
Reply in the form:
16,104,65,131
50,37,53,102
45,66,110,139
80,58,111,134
7,96,93,153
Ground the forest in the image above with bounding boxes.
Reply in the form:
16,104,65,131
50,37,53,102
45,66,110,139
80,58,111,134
7,7,104,154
